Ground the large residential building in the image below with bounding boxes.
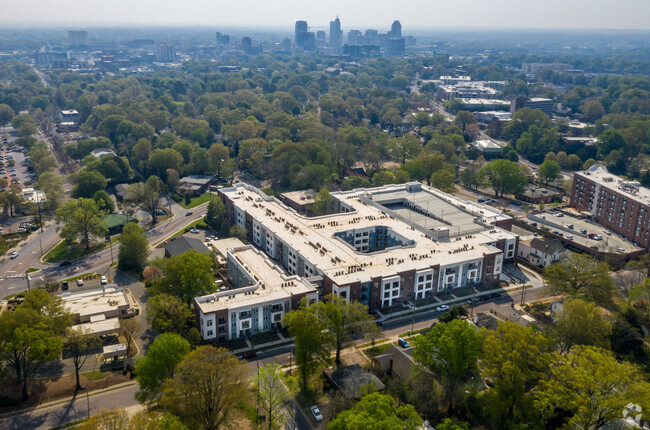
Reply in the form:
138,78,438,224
68,30,88,47
571,165,650,249
193,245,318,343
217,182,518,312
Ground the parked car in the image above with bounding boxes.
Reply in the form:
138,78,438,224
311,405,323,422
76,279,84,287
490,292,502,299
617,248,626,253
435,304,449,312
479,295,490,301
477,198,485,203
242,351,257,359
603,229,611,235
467,297,477,304
580,229,588,234
186,211,193,216
555,212,564,217
157,210,165,215
101,275,107,285
565,234,573,240
10,251,18,259
61,281,69,290
398,338,410,348
189,228,200,234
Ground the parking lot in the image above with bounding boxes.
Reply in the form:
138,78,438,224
1,132,36,188
524,210,642,254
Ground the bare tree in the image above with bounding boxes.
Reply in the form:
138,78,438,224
65,327,101,391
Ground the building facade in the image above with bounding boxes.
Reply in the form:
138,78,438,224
571,165,650,249
217,182,518,312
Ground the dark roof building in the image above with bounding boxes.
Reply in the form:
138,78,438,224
516,187,562,204
371,344,421,381
325,364,385,398
164,236,210,258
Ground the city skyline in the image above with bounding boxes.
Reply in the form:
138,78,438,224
2,0,650,30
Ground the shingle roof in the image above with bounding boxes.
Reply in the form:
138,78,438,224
325,364,386,398
165,236,210,257
528,238,565,255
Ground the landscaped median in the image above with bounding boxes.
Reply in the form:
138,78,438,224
41,239,110,264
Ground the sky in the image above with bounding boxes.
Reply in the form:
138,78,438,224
1,0,649,31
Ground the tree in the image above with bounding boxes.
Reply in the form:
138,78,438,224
0,104,14,127
537,160,561,186
0,289,72,400
205,198,226,232
166,169,180,193
535,346,650,430
92,190,115,213
282,300,333,392
581,100,605,123
480,322,552,427
65,327,101,391
135,333,190,403
253,363,298,430
389,135,421,165
146,294,194,337
544,253,614,305
502,108,552,142
128,176,162,224
453,111,476,132
460,163,483,190
152,250,215,305
552,298,611,354
311,188,332,216
430,170,456,193
148,148,183,179
0,188,30,217
159,346,249,430
320,294,374,365
437,418,470,430
36,172,65,211
413,319,482,413
55,198,108,251
479,159,528,198
79,409,130,430
328,392,422,430
119,317,140,357
118,223,149,272
73,170,108,198
597,129,627,158
630,278,650,318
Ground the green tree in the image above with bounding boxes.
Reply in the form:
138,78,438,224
311,188,332,216
544,253,614,305
552,298,611,353
460,163,483,190
135,333,190,403
159,346,249,430
118,223,149,272
146,294,194,337
597,129,627,159
480,322,552,427
430,170,456,193
479,159,528,198
320,294,374,365
128,176,162,224
65,327,100,391
148,148,183,179
388,135,421,165
36,172,65,212
328,392,422,430
537,159,561,186
253,363,298,430
283,300,333,392
205,198,226,232
535,346,650,430
0,188,30,217
119,317,140,358
453,111,477,132
0,104,14,126
92,190,115,213
437,418,470,430
580,100,605,123
55,198,108,251
413,319,482,413
630,278,650,318
72,169,108,198
502,108,552,142
152,250,215,305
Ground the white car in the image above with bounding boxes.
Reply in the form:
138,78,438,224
189,228,200,234
10,251,18,259
436,304,450,312
101,275,107,285
311,405,322,422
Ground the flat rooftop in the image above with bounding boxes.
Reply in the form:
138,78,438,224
220,183,516,285
195,246,316,313
60,285,129,318
576,165,650,206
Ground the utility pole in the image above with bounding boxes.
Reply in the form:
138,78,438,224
25,270,30,291
106,236,114,265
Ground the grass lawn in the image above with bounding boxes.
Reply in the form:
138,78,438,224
178,192,213,209
362,343,391,358
43,241,108,263
26,267,39,273
82,370,109,381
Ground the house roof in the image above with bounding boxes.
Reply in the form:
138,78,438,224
527,238,565,255
114,183,131,199
165,236,210,257
325,364,385,398
372,344,419,381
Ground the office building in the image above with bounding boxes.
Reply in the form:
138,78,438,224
522,62,571,75
389,20,402,38
295,20,309,47
388,38,405,56
215,32,230,45
330,16,343,46
157,44,176,62
316,31,326,44
571,165,650,249
217,182,518,312
68,30,88,47
510,97,554,117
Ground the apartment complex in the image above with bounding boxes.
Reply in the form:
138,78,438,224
217,182,518,313
193,245,318,343
571,165,650,249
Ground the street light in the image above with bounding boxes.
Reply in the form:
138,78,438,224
105,236,114,265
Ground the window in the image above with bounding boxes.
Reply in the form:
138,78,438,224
207,330,213,336
207,320,213,327
218,317,226,325
218,327,226,334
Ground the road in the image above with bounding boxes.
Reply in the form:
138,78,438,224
0,384,138,430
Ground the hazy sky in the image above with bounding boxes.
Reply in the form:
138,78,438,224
2,0,649,30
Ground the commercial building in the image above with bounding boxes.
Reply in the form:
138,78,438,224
469,140,503,159
217,182,518,312
157,44,176,62
388,38,406,56
68,30,88,47
61,286,135,335
516,187,562,204
510,97,554,117
330,16,343,46
193,245,318,343
571,164,650,249
389,21,402,38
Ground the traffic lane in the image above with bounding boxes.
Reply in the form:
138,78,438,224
0,384,138,430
